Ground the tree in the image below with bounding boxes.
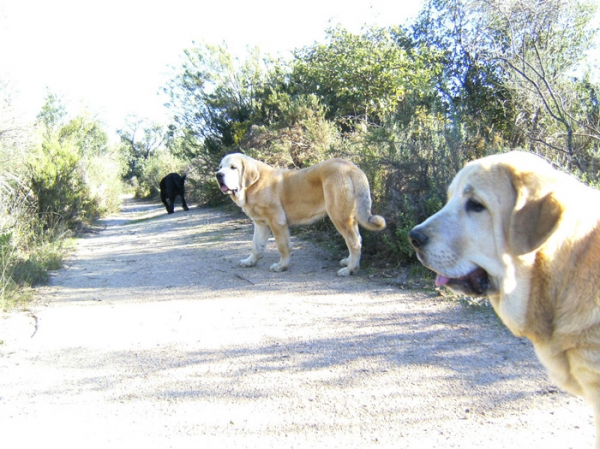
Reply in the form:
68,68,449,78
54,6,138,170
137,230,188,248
59,112,110,158
412,0,522,152
291,26,424,126
473,0,599,169
30,92,122,227
36,90,67,138
164,43,274,161
117,116,166,180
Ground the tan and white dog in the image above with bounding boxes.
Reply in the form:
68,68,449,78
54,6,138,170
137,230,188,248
216,153,386,276
409,151,600,446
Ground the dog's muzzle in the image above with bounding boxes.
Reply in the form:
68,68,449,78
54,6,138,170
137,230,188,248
408,225,492,296
215,172,236,195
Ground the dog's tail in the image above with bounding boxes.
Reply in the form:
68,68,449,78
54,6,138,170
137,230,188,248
352,170,386,231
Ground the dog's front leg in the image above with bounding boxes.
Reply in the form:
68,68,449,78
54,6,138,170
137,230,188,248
269,222,291,272
239,222,270,267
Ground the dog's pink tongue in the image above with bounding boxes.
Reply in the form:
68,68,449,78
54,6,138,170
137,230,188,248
221,185,229,192
435,275,450,286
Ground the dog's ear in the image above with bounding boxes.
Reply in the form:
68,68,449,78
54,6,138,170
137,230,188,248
241,157,260,189
508,172,563,255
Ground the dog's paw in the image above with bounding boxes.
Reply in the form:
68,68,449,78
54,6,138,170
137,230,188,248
339,258,349,267
239,257,258,267
270,262,288,272
337,266,358,276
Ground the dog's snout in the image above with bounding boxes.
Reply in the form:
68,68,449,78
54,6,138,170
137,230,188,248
408,228,428,249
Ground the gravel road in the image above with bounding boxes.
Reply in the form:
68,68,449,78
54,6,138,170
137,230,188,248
0,196,595,448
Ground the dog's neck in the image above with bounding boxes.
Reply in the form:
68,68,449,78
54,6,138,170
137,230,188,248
489,252,535,338
230,189,247,207
495,215,600,344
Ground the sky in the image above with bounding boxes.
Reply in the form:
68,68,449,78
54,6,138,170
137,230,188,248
0,0,425,137
1,0,599,140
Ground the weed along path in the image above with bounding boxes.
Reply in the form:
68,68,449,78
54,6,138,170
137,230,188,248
0,197,595,448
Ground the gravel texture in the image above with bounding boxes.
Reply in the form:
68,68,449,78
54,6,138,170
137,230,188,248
0,196,595,448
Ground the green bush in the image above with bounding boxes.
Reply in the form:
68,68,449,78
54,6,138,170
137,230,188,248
84,151,125,216
28,136,91,228
0,89,128,309
239,94,339,168
132,150,186,198
0,179,70,310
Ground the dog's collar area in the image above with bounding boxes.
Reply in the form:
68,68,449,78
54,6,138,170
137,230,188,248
436,267,490,296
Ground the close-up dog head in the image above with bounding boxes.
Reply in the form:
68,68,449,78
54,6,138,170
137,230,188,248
408,151,564,297
215,153,260,198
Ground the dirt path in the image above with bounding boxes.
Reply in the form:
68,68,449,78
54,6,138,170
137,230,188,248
0,197,595,448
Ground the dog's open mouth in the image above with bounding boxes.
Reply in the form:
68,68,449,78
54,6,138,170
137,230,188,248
435,267,490,296
218,181,237,196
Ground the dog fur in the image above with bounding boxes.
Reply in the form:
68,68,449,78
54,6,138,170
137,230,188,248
409,151,600,447
159,173,189,214
215,153,386,276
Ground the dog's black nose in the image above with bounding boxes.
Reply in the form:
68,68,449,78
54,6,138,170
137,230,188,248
216,172,224,182
408,228,428,249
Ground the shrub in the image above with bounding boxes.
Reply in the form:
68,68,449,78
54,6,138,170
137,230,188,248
133,150,186,198
84,151,125,216
28,136,91,228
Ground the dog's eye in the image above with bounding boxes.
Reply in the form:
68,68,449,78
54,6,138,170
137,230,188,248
230,165,237,170
466,199,485,213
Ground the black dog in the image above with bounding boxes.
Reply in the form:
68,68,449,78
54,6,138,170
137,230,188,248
159,173,189,214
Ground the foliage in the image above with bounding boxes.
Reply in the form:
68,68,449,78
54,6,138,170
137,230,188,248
241,94,340,168
480,0,599,170
0,88,125,309
164,42,288,203
165,43,275,156
117,116,167,181
30,94,124,228
291,26,438,127
29,135,89,227
413,0,600,171
0,87,59,308
132,150,187,198
164,7,600,269
411,0,522,150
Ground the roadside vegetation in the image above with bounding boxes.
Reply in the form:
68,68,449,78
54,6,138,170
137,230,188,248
1,0,599,309
162,0,600,264
0,87,124,309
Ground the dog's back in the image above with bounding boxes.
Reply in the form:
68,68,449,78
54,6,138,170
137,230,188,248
279,159,385,230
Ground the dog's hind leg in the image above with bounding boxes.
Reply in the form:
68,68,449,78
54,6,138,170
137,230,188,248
160,189,171,213
325,188,362,276
166,194,176,214
338,227,362,276
179,176,189,211
330,214,362,276
180,194,189,211
240,222,270,268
